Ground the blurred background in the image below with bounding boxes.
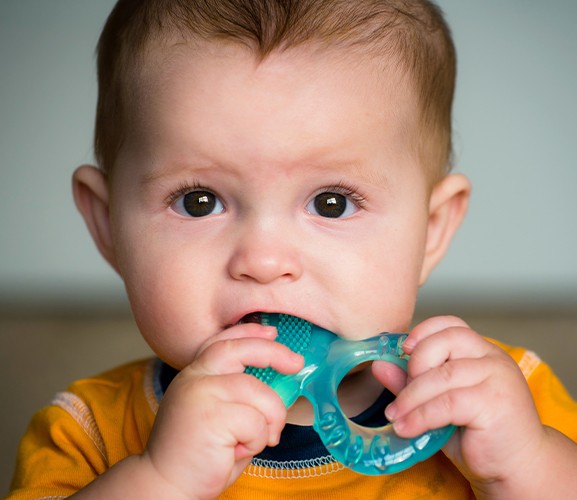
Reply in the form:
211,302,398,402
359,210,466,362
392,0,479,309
1,0,576,494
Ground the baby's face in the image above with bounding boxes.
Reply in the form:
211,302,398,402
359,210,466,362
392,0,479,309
108,42,433,369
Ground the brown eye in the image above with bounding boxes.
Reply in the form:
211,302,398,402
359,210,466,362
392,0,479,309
307,191,359,219
172,190,224,217
314,193,347,218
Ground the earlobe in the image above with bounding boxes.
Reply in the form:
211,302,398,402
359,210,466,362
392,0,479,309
419,173,471,285
72,165,119,272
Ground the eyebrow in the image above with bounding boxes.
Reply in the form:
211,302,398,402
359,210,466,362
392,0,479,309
140,156,390,190
345,161,390,188
140,161,219,187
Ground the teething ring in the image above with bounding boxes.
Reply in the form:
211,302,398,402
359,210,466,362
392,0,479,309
245,313,455,475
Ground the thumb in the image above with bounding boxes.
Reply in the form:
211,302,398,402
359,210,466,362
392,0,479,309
371,361,407,396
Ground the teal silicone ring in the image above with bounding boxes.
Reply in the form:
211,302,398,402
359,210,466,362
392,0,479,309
245,313,456,475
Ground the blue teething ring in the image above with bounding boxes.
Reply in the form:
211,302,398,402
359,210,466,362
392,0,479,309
245,313,456,475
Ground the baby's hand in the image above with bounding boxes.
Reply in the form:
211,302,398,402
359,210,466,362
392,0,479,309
142,324,303,499
375,316,546,495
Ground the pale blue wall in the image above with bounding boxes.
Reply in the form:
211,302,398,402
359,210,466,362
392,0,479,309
1,1,576,309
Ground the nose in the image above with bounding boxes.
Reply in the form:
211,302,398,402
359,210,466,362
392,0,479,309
227,223,303,284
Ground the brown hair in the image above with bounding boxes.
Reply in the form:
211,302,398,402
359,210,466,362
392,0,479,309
95,0,456,179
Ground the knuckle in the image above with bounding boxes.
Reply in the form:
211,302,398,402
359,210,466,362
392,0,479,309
440,390,459,415
440,315,469,327
200,338,239,365
417,390,456,426
437,360,459,385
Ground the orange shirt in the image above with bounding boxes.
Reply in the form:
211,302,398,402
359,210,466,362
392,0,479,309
8,341,577,499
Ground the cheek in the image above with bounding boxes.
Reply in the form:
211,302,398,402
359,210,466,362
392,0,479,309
112,226,219,368
359,250,423,330
339,218,427,333
124,258,204,366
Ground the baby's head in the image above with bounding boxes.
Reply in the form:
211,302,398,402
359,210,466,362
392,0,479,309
95,0,456,183
75,0,469,369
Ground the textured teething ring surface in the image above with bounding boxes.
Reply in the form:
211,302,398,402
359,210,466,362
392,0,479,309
245,313,455,475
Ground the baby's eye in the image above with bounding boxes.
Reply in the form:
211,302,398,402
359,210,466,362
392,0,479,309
306,192,359,219
171,190,225,218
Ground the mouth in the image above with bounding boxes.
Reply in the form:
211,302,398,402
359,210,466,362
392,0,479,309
231,311,316,331
236,312,264,325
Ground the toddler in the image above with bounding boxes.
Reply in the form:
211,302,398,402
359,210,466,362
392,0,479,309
8,0,577,498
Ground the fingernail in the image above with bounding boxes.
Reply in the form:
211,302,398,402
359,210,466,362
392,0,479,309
291,352,304,365
401,338,415,352
270,433,281,447
385,403,397,422
392,418,405,433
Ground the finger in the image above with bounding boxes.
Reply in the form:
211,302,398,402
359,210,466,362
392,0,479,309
197,322,279,356
193,336,304,376
217,374,289,444
403,315,469,353
218,403,274,458
390,384,486,438
387,356,492,424
407,326,495,380
170,370,289,445
371,360,407,395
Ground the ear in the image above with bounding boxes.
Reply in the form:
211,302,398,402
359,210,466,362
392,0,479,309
419,173,471,285
72,165,119,272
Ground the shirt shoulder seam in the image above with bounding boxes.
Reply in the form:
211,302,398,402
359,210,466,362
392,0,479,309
51,391,108,466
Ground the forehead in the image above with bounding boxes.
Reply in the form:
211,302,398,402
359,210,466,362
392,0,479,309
119,39,421,181
142,40,416,115
136,37,416,118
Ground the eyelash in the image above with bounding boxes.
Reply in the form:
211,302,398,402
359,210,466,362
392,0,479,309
313,182,368,209
164,180,207,207
164,181,367,210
